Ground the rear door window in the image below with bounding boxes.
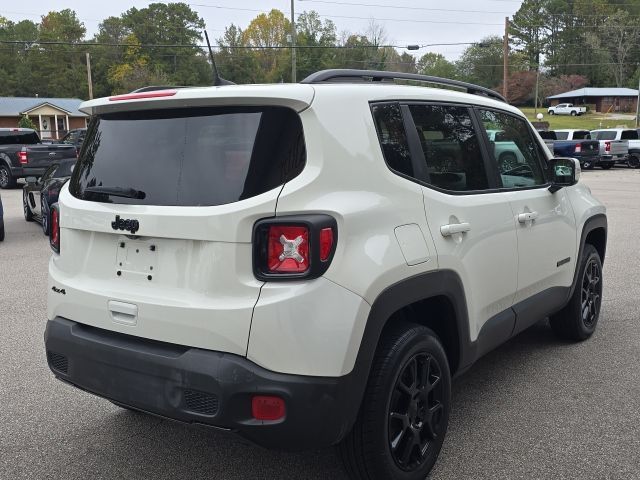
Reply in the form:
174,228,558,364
0,131,40,145
70,106,305,206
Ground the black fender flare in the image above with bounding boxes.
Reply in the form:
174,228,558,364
568,214,607,300
339,270,472,436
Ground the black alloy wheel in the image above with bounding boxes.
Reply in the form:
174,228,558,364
23,190,34,221
388,352,445,471
41,196,49,236
582,160,594,170
581,257,602,330
550,244,603,341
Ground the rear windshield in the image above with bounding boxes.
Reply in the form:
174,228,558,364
554,131,569,140
591,131,617,140
70,106,305,206
0,131,40,145
572,131,591,139
538,131,556,140
54,161,75,178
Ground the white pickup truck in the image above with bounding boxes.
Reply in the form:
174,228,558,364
548,103,587,116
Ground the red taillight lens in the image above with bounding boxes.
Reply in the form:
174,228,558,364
50,205,60,253
267,225,309,273
574,144,582,153
319,227,334,261
252,395,286,421
109,90,177,101
18,149,28,164
605,141,611,153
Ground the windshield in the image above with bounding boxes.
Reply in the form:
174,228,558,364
70,106,305,206
554,132,569,140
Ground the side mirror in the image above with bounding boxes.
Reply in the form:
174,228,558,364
25,176,37,185
548,157,579,193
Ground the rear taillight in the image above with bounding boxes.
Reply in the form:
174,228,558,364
18,148,28,164
253,215,338,281
574,144,582,153
605,141,611,153
50,204,60,253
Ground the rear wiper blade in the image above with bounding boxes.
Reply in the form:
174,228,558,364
83,186,146,199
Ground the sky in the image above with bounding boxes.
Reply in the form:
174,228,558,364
1,0,523,60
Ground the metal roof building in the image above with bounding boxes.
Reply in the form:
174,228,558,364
547,88,639,113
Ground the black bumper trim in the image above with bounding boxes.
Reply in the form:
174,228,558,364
44,317,360,450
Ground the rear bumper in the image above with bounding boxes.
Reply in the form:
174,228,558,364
10,166,46,178
44,317,360,450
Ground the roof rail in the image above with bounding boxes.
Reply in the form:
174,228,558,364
300,69,507,103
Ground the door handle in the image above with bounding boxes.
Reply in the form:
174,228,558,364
517,211,539,223
440,222,471,237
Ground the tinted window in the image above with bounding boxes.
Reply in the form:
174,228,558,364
409,104,489,192
621,130,638,140
538,131,557,140
371,103,413,177
0,131,40,145
70,107,305,206
554,131,569,140
573,130,591,139
592,130,617,140
479,110,546,188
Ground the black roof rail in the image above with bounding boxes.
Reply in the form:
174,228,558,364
129,85,191,93
300,69,507,103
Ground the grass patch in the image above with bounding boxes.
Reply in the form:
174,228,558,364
518,107,635,130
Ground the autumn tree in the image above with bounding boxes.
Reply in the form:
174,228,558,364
242,9,291,83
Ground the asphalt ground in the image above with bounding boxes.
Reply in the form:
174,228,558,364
1,169,639,479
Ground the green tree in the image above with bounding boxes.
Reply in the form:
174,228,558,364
417,52,457,78
216,24,260,84
295,12,337,79
243,9,291,82
509,0,549,70
455,36,505,88
18,115,37,129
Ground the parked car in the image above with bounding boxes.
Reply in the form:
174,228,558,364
0,128,77,189
547,103,587,116
56,128,87,152
591,129,633,168
44,70,607,480
545,130,601,170
23,159,75,235
591,128,640,168
536,130,556,152
485,129,526,170
0,192,4,241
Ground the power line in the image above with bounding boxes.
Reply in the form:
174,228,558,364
296,0,513,15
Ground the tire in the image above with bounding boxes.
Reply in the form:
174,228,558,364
627,154,640,168
23,190,34,222
600,163,613,170
570,111,577,116
0,219,4,242
582,160,594,170
550,244,602,341
41,196,50,236
499,152,518,172
549,110,555,115
338,323,451,480
0,164,16,189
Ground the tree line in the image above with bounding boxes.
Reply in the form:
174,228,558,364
1,1,639,104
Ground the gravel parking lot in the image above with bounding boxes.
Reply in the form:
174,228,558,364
1,169,639,480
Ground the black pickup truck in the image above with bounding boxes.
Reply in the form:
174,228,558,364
0,128,77,189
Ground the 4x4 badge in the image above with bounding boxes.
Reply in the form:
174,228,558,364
111,215,140,234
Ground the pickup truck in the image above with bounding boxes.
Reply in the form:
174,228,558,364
541,130,600,169
591,128,639,168
547,103,587,116
0,128,77,189
591,129,634,169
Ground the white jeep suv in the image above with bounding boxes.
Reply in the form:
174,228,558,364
45,70,607,480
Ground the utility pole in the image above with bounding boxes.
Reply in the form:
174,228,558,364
534,66,540,115
503,16,509,102
86,52,93,100
291,0,297,83
636,73,640,128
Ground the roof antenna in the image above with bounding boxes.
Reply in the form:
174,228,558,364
204,30,234,86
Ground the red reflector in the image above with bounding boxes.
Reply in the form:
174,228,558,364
252,396,286,421
267,225,309,273
574,144,582,153
108,90,177,101
319,227,334,261
50,208,60,253
18,150,28,164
